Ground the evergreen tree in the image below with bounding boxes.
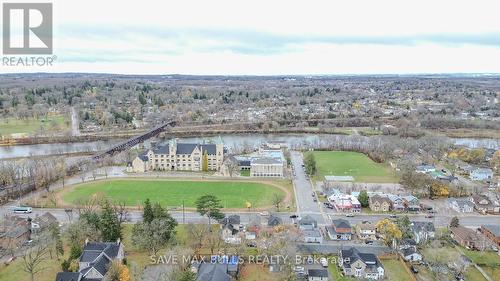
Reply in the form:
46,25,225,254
450,216,459,228
143,199,154,224
358,190,369,207
100,201,122,242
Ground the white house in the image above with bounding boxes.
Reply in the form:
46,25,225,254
470,168,493,181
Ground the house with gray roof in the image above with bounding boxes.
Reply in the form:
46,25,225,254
411,221,435,244
298,215,317,231
55,240,124,281
338,247,384,280
470,168,493,181
447,198,474,213
250,157,284,177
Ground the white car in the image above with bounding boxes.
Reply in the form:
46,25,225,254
345,213,355,217
320,257,328,267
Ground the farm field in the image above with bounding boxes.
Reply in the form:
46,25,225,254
0,115,67,136
305,151,398,183
61,179,288,209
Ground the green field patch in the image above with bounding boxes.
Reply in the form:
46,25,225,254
306,151,398,183
62,179,285,209
380,259,413,281
0,115,67,136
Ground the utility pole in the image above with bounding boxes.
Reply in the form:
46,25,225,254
182,200,185,224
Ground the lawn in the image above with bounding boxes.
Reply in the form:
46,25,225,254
465,267,487,281
305,151,398,183
0,254,63,281
0,115,67,136
381,259,413,281
62,179,286,209
240,170,250,177
328,262,355,281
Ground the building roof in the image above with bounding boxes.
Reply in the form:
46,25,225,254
298,215,317,227
402,247,420,257
332,219,351,230
303,229,322,238
196,263,231,281
341,247,383,270
324,175,354,182
308,269,328,278
220,215,240,226
482,225,500,237
451,226,483,242
267,215,282,226
411,221,435,233
251,157,282,165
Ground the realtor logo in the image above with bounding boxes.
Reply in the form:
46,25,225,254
2,3,53,54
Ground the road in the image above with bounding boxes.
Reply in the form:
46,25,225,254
71,106,80,136
290,151,326,224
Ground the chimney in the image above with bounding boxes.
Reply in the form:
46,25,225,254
85,238,89,245
116,238,121,245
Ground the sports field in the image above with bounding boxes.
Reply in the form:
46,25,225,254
0,115,67,136
62,179,287,209
306,151,398,183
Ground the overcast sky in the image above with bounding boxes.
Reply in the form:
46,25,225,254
3,0,500,74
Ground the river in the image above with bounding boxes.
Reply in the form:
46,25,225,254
0,134,498,159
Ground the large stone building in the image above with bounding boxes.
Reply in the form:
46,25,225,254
129,139,224,172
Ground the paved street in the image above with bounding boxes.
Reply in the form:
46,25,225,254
290,151,326,224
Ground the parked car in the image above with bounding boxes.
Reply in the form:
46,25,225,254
411,265,419,273
425,214,434,218
259,211,270,217
389,214,397,218
345,213,355,217
290,214,299,219
365,240,374,245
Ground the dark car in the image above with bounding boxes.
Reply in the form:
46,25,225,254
411,266,419,273
365,240,374,245
290,214,299,219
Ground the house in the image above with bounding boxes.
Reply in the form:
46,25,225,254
131,138,224,172
388,195,405,212
398,238,417,250
469,195,500,214
338,247,384,280
0,216,31,250
303,229,323,243
32,212,59,233
307,268,329,281
400,248,423,262
129,153,149,173
450,226,488,251
369,195,392,212
416,165,435,174
220,215,241,243
267,215,282,227
327,219,352,240
447,198,474,213
299,215,317,230
470,168,493,181
356,223,376,240
411,221,435,244
402,196,421,212
246,214,262,234
480,225,500,247
58,240,125,281
328,194,361,213
250,157,284,177
192,261,232,281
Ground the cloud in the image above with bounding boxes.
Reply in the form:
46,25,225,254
55,25,500,63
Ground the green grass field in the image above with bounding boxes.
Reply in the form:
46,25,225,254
306,151,398,183
381,259,413,281
62,179,285,209
0,115,67,136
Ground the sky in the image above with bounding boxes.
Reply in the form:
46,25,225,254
2,0,500,75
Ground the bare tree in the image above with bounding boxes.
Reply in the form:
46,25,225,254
23,242,49,281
